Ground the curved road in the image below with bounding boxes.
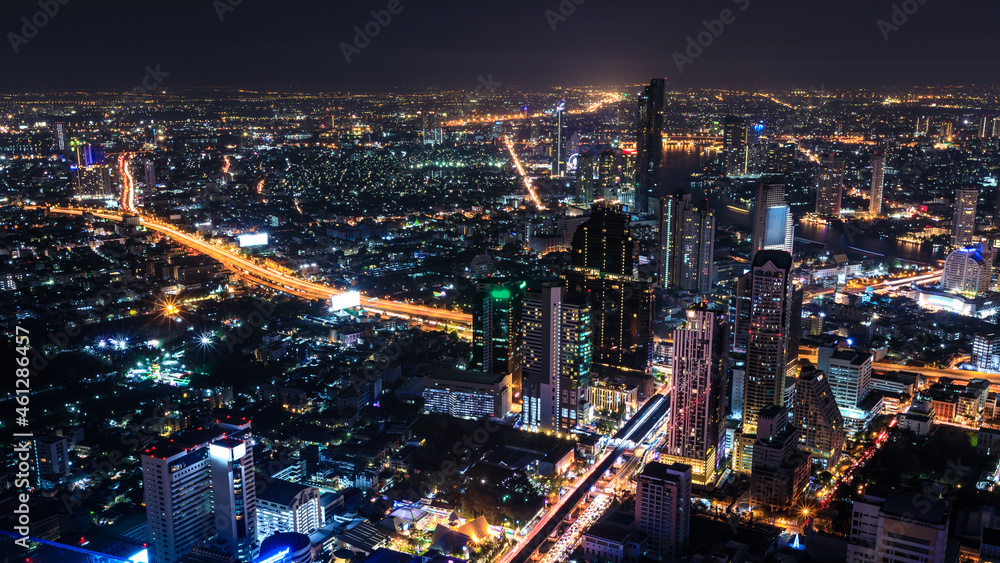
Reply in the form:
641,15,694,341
29,206,472,331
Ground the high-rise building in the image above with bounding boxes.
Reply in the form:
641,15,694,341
658,194,677,286
576,151,595,205
750,183,793,256
635,462,691,557
915,116,931,136
256,481,323,542
938,120,953,143
847,491,949,563
952,188,978,248
54,122,67,152
734,251,793,472
973,333,1000,372
555,100,567,177
942,244,993,298
211,436,259,562
142,420,258,563
792,368,844,469
570,200,635,277
522,285,592,432
673,195,716,294
565,201,654,376
818,346,873,414
869,151,885,217
749,406,811,511
472,280,524,400
992,117,1000,139
636,79,666,214
980,115,993,139
723,116,749,177
664,306,729,485
32,434,70,487
816,155,846,218
598,149,617,201
422,112,443,146
618,148,637,208
145,159,156,191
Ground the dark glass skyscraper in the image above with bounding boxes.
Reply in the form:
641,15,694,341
576,151,595,205
472,280,524,401
636,78,666,215
723,116,749,176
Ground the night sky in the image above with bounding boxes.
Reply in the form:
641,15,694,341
2,0,999,92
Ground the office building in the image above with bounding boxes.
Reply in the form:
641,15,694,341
664,306,729,485
818,346,873,414
421,112,443,146
636,79,666,214
942,244,993,298
55,122,67,152
598,149,618,201
577,151,595,205
471,280,523,399
522,285,592,432
145,158,156,192
980,115,993,139
661,193,715,294
33,434,70,487
816,155,846,218
915,116,931,136
750,182,793,256
256,480,323,542
723,116,749,177
749,406,811,511
847,491,949,563
422,367,512,420
952,188,979,248
555,100,567,176
142,420,258,563
973,332,1000,372
869,151,884,217
791,368,844,469
565,201,654,375
635,462,691,557
211,436,259,562
733,251,794,472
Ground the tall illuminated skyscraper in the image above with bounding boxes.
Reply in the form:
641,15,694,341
980,115,992,139
635,462,691,557
521,285,592,432
660,193,715,293
939,120,954,143
734,251,793,472
576,151,595,205
555,100,567,177
636,79,665,214
142,420,258,563
472,280,524,402
664,306,728,485
723,116,749,176
870,151,885,217
816,155,845,218
750,182,793,257
952,188,978,248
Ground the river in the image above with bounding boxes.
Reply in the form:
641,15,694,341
655,146,939,264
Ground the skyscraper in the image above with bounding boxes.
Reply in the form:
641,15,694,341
723,116,749,176
635,462,691,557
915,116,931,136
555,100,567,176
54,122,67,152
565,201,654,376
816,155,846,218
870,151,885,217
598,149,617,201
472,280,524,402
522,285,592,432
734,251,794,472
636,79,666,214
939,120,953,143
952,188,978,248
942,244,993,298
750,182,793,257
661,193,715,293
664,306,729,485
818,346,873,414
980,115,992,139
792,368,845,469
142,420,258,563
576,151,595,205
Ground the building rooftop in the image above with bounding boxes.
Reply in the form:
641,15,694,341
426,367,505,385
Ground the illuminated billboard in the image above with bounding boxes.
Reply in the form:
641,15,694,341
329,291,362,311
238,233,269,247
